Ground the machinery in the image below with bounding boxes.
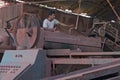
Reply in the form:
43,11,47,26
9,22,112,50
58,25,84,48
13,13,102,52
1,1,120,80
89,21,120,51
0,49,46,80
0,3,23,53
1,49,120,80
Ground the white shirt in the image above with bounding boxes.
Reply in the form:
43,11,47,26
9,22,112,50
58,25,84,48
43,19,59,29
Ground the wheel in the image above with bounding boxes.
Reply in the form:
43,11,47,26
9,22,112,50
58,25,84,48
98,26,105,37
14,13,40,49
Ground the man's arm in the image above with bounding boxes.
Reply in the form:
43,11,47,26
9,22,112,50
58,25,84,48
54,19,73,27
59,22,73,27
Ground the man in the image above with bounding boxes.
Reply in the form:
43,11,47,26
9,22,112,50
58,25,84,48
43,10,73,31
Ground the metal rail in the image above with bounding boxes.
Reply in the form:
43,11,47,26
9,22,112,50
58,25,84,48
106,76,120,80
42,59,120,80
19,0,69,4
47,49,120,57
49,58,120,65
44,31,101,48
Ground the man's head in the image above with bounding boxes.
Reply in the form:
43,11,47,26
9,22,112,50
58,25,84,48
48,10,56,21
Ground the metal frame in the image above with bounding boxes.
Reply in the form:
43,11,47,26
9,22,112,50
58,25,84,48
47,49,120,57
43,59,120,80
106,76,120,80
50,58,120,65
44,31,101,48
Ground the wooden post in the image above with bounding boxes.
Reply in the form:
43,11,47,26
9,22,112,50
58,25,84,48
75,0,82,30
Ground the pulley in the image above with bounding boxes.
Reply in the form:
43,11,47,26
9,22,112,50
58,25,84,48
14,13,40,49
